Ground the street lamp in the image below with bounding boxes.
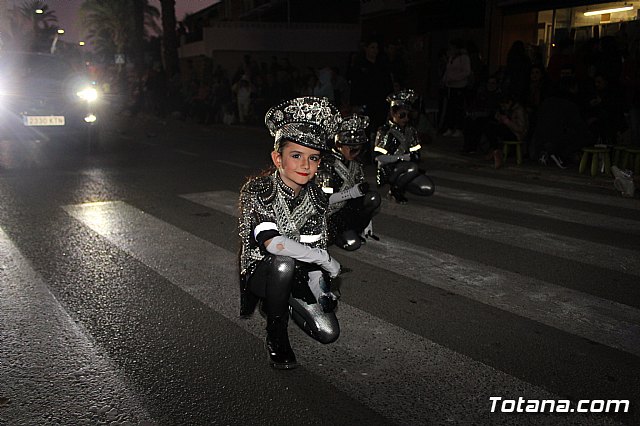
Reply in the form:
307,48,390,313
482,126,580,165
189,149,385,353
51,28,64,54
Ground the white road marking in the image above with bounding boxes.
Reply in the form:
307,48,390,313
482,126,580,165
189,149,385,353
65,200,619,425
173,149,199,157
380,199,640,277
213,159,253,169
436,185,640,234
0,227,151,424
432,170,640,210
179,191,640,357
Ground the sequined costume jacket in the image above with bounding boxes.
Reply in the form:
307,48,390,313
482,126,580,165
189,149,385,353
238,172,329,280
374,122,422,186
316,151,366,245
317,151,365,215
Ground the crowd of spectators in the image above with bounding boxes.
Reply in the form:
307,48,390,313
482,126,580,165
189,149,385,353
445,32,639,168
128,53,359,127
111,28,639,171
117,36,406,136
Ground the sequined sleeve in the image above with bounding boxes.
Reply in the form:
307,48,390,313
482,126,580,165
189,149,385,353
374,126,393,156
407,126,422,161
238,176,275,277
354,161,365,184
374,125,398,186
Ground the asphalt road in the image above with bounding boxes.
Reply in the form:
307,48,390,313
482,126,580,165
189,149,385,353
0,111,638,425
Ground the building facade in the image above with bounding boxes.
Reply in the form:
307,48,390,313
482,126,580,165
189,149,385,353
178,0,640,99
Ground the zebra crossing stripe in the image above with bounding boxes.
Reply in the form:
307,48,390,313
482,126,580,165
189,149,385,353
379,199,640,277
0,227,151,424
435,185,640,235
180,191,640,358
64,200,611,425
431,170,640,210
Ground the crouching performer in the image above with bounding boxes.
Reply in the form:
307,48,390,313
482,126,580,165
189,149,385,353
238,96,343,370
316,114,381,251
374,89,435,204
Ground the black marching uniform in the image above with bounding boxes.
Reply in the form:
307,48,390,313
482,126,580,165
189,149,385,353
374,89,436,203
238,96,342,370
317,114,381,251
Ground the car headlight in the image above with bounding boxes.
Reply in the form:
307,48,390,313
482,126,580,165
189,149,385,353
76,87,98,102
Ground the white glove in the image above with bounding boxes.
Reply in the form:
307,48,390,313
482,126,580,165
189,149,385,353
266,235,341,278
362,220,373,237
375,154,401,165
328,184,364,204
361,220,380,241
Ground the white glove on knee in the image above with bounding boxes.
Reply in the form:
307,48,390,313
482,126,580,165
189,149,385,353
266,235,341,278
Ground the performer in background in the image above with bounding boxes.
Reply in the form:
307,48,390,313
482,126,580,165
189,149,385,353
316,114,381,251
374,89,436,204
238,96,342,370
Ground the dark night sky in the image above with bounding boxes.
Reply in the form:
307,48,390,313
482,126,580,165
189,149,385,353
26,0,218,44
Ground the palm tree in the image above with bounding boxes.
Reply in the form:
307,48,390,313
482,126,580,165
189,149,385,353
19,0,58,32
16,0,59,51
159,0,179,79
79,0,159,66
80,1,130,60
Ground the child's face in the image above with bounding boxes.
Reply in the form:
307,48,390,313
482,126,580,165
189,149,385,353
337,143,364,161
391,108,410,127
530,68,542,81
271,141,321,193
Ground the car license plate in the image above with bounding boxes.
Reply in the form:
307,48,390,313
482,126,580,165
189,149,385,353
23,116,65,126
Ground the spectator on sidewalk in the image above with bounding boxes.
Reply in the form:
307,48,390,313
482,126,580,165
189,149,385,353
233,75,253,124
462,74,502,154
313,67,335,102
349,36,394,139
481,93,528,169
441,39,472,138
501,40,531,104
584,73,628,145
530,85,594,168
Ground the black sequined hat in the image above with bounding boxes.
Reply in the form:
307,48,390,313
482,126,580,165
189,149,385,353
334,114,370,146
265,96,341,152
386,89,418,109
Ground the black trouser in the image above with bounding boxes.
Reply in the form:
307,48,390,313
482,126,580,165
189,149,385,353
389,162,435,196
463,116,493,153
248,255,340,343
482,121,517,150
442,87,467,131
342,190,381,233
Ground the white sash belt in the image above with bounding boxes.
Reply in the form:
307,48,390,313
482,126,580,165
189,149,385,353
299,234,322,243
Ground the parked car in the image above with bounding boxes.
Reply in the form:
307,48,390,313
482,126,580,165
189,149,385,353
0,51,100,145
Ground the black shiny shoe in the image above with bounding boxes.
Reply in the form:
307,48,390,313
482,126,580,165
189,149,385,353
318,294,337,313
388,187,408,204
337,229,362,251
266,316,297,369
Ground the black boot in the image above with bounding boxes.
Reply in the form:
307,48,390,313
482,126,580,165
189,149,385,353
239,275,258,318
388,186,408,204
336,229,362,251
266,316,297,369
